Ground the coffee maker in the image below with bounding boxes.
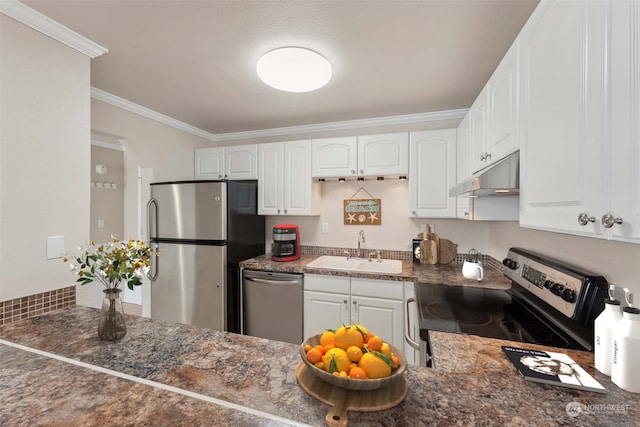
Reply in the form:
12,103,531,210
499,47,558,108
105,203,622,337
271,224,300,262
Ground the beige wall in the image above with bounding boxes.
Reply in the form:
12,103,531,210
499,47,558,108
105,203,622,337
266,179,491,254
90,146,124,243
489,222,640,299
0,16,90,301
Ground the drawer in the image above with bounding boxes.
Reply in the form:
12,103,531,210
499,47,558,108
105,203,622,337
304,274,350,294
351,278,402,300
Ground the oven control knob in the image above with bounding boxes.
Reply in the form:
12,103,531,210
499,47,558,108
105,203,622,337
502,258,519,270
544,280,553,289
550,283,565,296
562,288,577,303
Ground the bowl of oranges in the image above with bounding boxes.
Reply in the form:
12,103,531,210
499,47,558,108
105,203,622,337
300,324,407,391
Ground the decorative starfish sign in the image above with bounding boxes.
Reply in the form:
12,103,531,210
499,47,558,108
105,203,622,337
343,198,382,225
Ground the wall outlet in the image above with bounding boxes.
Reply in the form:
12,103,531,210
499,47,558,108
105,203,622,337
322,222,329,234
46,236,64,260
97,219,105,229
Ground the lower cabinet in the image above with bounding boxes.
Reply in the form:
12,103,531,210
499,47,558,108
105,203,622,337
303,274,406,357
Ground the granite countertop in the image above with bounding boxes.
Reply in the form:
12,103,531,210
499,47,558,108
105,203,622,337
240,254,511,291
2,306,638,426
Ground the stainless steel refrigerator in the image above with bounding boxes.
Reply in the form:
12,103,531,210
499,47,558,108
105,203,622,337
147,180,265,332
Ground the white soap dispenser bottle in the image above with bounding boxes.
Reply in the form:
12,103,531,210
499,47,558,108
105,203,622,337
594,284,622,376
611,288,640,393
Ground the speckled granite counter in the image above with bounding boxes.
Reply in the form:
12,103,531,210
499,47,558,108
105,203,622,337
2,306,638,426
240,254,511,291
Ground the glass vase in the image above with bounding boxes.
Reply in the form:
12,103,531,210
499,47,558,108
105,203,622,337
98,288,127,341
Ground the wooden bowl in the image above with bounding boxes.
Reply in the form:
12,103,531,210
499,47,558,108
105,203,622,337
300,334,407,391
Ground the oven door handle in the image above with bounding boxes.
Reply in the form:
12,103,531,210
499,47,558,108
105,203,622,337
405,297,420,350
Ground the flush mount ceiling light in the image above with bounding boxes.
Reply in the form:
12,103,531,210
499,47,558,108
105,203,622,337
257,47,332,92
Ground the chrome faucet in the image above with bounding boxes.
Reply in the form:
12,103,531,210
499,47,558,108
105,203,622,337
357,230,365,258
367,250,381,263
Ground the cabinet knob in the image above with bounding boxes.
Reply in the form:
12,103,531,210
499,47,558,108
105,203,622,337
343,300,348,305
464,211,469,216
218,174,222,178
351,170,356,175
412,211,417,216
602,214,623,228
480,152,487,161
277,209,281,214
577,213,596,226
359,169,364,175
284,209,288,214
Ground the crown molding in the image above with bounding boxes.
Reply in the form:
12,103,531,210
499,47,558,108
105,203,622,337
91,87,215,141
91,86,468,143
211,109,469,142
1,0,108,58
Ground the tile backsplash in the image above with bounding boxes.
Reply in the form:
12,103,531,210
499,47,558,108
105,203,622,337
0,286,75,326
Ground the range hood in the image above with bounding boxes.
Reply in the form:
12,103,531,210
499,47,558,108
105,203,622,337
449,151,519,197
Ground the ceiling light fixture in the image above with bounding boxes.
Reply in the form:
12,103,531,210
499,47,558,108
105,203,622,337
256,47,332,92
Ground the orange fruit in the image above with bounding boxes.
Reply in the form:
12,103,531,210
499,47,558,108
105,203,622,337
304,344,312,352
334,325,364,350
314,344,325,355
306,347,323,364
391,354,400,369
348,366,367,379
320,330,336,347
367,336,383,352
323,347,351,373
359,352,392,379
363,331,374,343
314,361,324,369
346,345,363,362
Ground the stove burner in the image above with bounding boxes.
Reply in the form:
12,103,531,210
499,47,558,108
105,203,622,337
425,303,493,326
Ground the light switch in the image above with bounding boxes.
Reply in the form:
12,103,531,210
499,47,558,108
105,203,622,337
97,219,105,229
46,236,64,260
322,222,329,234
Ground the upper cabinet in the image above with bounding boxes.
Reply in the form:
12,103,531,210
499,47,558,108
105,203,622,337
258,140,320,216
469,41,520,174
195,144,258,180
409,129,457,218
519,0,639,243
456,115,472,183
311,133,408,178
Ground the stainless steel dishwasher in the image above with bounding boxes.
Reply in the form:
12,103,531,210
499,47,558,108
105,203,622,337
241,269,303,344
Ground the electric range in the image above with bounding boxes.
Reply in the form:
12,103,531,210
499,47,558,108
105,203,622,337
415,248,609,367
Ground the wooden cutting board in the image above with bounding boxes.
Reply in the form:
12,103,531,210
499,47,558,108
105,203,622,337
438,239,458,264
296,362,407,426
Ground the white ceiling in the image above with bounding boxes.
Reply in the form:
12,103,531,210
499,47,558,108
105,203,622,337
24,0,539,136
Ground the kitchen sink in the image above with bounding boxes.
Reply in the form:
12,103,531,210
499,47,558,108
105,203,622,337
305,255,403,274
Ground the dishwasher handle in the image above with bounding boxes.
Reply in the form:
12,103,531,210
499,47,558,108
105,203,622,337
244,277,301,285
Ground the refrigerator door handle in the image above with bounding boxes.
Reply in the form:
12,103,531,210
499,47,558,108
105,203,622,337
146,198,159,281
244,277,300,285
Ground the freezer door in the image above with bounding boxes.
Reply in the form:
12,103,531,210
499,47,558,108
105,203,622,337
151,242,226,331
150,181,226,241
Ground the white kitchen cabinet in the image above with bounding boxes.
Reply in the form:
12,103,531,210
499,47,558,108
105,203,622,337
357,133,409,177
195,144,258,180
456,115,472,183
303,274,405,351
608,0,640,244
258,140,320,216
519,0,607,237
311,133,408,178
409,129,457,218
468,39,519,174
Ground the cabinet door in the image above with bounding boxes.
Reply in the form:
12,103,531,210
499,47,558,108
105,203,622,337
487,40,519,163
609,0,640,243
195,147,224,180
519,0,607,237
357,132,409,176
311,137,358,178
225,144,258,180
456,115,472,183
352,295,403,350
403,282,419,366
456,196,472,220
303,291,350,338
409,129,457,218
469,89,488,173
284,140,320,215
257,142,283,215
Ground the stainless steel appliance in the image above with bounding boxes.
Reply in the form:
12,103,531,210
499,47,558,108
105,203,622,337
409,248,608,367
147,180,265,333
241,270,303,344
